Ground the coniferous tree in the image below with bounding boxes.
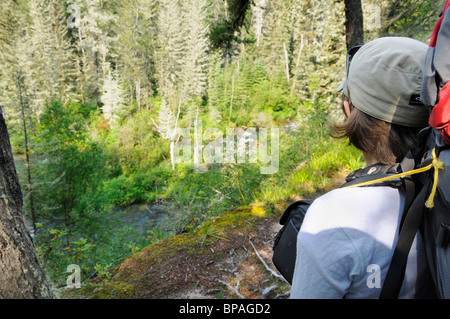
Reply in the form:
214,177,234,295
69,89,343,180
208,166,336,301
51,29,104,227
72,0,115,106
154,98,174,140
252,0,268,48
101,66,125,125
0,3,54,289
181,0,210,100
377,0,442,41
155,0,184,106
28,0,78,117
0,0,40,234
117,0,157,111
207,50,225,125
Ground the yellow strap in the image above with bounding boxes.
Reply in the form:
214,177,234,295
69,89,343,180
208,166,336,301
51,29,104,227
425,148,445,208
343,148,444,208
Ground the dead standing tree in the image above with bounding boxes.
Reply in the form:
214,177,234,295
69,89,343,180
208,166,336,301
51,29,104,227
344,0,364,49
0,107,53,298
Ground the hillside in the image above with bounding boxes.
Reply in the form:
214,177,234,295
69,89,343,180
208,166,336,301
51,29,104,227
62,169,349,300
63,203,289,299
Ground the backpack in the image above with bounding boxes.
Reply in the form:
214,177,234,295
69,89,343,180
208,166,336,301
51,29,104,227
404,0,450,299
382,0,450,299
272,162,408,285
273,1,450,297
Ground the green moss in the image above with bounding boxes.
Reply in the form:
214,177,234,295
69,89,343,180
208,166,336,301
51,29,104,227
85,280,134,299
211,204,266,230
73,203,271,298
61,280,134,299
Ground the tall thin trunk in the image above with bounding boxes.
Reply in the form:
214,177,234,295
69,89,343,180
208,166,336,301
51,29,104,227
17,76,37,235
291,33,304,96
169,99,181,171
136,78,141,111
344,0,364,49
193,106,200,165
283,42,290,84
229,73,235,122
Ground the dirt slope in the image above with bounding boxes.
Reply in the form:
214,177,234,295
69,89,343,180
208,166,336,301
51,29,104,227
63,169,349,299
69,203,292,299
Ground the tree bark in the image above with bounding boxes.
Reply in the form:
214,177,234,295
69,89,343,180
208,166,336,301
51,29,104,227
0,107,53,298
344,0,364,50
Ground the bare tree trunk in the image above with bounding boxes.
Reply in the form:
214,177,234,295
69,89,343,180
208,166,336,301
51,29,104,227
283,42,290,84
169,99,181,171
0,107,53,298
135,78,141,112
344,0,364,49
193,106,200,165
291,33,304,97
229,73,235,122
18,78,37,236
254,0,267,47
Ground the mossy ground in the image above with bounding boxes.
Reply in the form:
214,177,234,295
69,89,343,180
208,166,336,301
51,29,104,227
62,203,289,299
61,168,350,299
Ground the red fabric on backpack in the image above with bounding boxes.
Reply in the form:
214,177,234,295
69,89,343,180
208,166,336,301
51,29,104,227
429,82,450,144
428,0,450,144
429,0,450,48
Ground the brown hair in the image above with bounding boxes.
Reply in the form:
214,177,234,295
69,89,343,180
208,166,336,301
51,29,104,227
331,95,422,164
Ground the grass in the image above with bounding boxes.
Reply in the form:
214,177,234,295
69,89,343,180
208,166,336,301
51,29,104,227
252,116,365,206
27,97,366,292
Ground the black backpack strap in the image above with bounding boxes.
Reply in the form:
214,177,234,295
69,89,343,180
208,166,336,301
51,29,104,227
341,163,404,189
379,178,431,299
398,151,417,228
279,200,314,225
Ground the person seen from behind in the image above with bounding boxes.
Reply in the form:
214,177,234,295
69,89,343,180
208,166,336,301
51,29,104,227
290,37,434,299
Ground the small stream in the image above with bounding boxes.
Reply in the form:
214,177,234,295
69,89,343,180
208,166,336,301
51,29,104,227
26,200,184,239
112,200,184,237
23,120,305,239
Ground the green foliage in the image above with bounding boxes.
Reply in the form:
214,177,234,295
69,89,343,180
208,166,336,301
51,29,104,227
1,0,441,293
110,111,168,175
376,0,444,41
248,79,298,119
209,0,255,52
33,101,109,224
103,164,173,206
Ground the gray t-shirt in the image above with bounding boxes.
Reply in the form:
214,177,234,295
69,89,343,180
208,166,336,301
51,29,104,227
290,186,432,299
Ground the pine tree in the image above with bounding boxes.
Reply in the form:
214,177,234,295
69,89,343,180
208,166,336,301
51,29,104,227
155,0,184,105
12,68,38,235
378,0,442,41
151,98,181,170
116,0,157,111
307,0,346,103
154,98,175,140
181,0,211,100
28,0,78,116
255,0,292,81
0,0,40,234
101,66,125,125
207,50,225,124
71,0,116,106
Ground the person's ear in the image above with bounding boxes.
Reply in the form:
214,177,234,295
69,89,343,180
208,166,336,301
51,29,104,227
343,100,352,118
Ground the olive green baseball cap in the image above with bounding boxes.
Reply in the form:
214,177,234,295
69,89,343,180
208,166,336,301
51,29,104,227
337,37,429,128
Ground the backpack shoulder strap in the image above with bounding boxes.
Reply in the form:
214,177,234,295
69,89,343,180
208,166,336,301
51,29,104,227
379,177,430,299
337,156,422,299
278,199,314,225
341,163,404,188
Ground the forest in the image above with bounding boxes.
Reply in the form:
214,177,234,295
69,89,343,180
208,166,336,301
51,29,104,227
0,0,444,296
